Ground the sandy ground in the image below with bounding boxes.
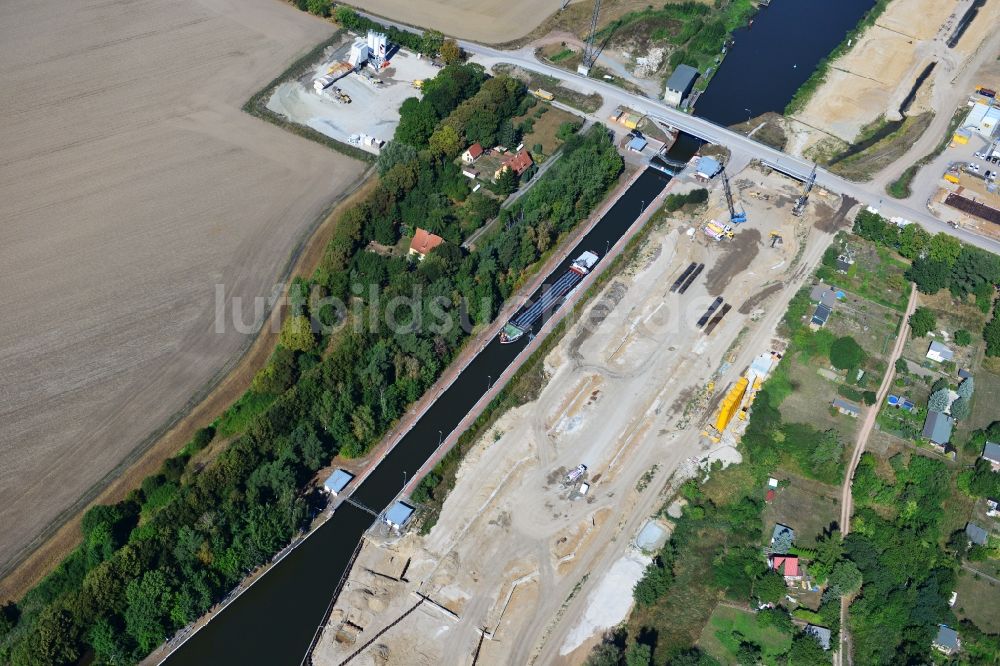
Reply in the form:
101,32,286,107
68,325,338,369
312,165,849,665
267,45,439,152
0,0,362,578
789,0,1000,151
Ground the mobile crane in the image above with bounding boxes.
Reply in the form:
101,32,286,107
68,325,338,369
720,167,747,224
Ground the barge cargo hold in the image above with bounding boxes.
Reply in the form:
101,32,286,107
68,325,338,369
499,251,599,343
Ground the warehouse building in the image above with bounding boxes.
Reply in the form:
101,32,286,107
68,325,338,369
664,65,698,108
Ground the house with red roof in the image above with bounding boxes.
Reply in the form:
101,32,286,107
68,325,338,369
494,149,533,181
462,142,483,164
769,555,802,581
408,228,444,260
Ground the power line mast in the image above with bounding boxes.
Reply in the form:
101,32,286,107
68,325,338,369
577,0,601,76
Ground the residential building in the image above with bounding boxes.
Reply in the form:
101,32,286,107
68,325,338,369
965,522,989,546
810,283,840,308
461,142,483,164
408,228,444,260
810,303,832,329
922,411,953,446
805,625,832,651
933,625,960,655
769,555,801,581
982,441,1000,471
664,64,698,107
832,398,861,418
494,149,533,180
926,341,954,363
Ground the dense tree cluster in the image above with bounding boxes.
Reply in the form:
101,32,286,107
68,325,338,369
845,453,961,664
0,68,624,665
853,210,1000,355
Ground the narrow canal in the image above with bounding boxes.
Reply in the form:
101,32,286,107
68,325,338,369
168,0,878,654
694,0,875,126
169,161,678,665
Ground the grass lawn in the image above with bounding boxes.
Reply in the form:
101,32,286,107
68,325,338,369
824,295,901,364
762,474,840,548
514,103,580,161
778,358,858,443
954,567,1000,633
819,237,909,312
965,369,1000,433
698,606,793,665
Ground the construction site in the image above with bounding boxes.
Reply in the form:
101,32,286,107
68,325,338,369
267,31,439,153
309,158,851,666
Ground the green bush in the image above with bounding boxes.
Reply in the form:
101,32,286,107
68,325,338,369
830,336,865,370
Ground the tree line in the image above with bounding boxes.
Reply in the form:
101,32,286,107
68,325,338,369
0,65,623,664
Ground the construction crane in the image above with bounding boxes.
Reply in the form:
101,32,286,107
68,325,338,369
578,0,601,75
792,164,817,217
720,168,747,224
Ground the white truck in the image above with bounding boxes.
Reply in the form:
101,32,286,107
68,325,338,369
565,464,587,484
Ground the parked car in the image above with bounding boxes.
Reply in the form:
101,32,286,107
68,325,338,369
975,151,987,159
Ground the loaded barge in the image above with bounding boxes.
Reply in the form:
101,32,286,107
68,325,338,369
500,251,599,343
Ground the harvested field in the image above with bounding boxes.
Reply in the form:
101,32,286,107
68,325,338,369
342,0,576,43
0,0,363,581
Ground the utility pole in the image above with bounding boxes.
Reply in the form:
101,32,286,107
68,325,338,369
577,0,601,76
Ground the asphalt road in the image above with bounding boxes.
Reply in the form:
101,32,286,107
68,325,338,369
358,8,1000,255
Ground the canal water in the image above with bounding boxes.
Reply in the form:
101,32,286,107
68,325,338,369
694,0,875,126
170,164,676,664
168,1,877,655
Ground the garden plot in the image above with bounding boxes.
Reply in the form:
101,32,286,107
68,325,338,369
267,44,439,153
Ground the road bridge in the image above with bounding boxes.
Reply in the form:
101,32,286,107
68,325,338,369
355,9,1000,255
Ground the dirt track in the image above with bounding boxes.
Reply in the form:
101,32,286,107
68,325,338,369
0,0,362,580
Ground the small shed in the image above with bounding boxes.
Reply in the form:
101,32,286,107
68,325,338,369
805,625,832,651
771,524,795,551
934,625,960,655
627,136,648,153
832,398,861,418
926,341,954,363
982,441,1000,470
965,522,989,546
323,469,354,496
695,156,722,179
384,501,415,529
922,411,953,446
